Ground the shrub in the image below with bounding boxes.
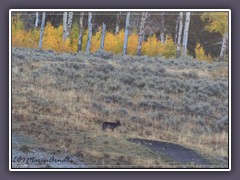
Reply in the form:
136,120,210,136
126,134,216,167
92,102,104,112
195,43,212,62
127,33,138,55
147,111,165,120
119,108,128,116
69,22,79,52
142,35,163,56
215,116,228,132
104,31,118,53
119,73,135,85
162,37,176,59
93,50,113,59
139,99,167,111
43,23,72,52
185,101,213,116
91,30,101,52
182,71,199,79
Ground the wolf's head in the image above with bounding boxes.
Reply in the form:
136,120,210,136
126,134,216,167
116,120,121,126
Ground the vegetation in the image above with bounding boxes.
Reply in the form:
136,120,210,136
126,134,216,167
11,11,229,61
201,12,228,36
12,20,178,58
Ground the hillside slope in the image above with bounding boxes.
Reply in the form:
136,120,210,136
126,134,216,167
11,48,229,168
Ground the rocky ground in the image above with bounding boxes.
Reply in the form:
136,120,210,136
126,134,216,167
12,133,87,169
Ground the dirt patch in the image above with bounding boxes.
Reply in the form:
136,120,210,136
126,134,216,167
128,138,228,168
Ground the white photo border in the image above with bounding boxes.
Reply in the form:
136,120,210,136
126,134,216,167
9,9,231,171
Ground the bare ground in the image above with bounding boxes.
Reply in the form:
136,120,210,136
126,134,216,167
128,138,228,168
12,133,87,168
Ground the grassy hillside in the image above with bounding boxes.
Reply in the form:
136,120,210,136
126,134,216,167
11,48,229,168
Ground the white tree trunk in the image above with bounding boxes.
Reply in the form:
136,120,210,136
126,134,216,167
182,12,191,57
63,12,68,41
174,15,180,44
220,32,228,61
160,12,165,43
63,12,73,41
35,12,39,28
123,12,130,56
66,12,73,37
136,12,148,56
86,12,92,53
100,23,106,50
77,12,84,52
38,12,46,49
115,12,121,35
176,12,183,58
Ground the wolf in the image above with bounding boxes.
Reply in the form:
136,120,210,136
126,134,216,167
102,120,121,131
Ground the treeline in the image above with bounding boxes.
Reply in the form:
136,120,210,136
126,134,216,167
11,11,229,61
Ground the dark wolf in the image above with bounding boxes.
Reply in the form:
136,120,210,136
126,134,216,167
102,120,121,131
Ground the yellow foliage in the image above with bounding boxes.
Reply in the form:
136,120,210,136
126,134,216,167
127,33,138,55
141,35,176,58
11,17,177,57
195,43,212,62
43,23,61,50
92,29,138,55
142,35,163,56
70,38,78,52
91,30,101,52
12,22,76,53
162,37,176,59
11,21,178,59
12,17,39,49
42,23,74,52
116,30,125,54
201,12,228,35
81,30,88,52
104,31,118,53
26,29,39,49
12,29,27,47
